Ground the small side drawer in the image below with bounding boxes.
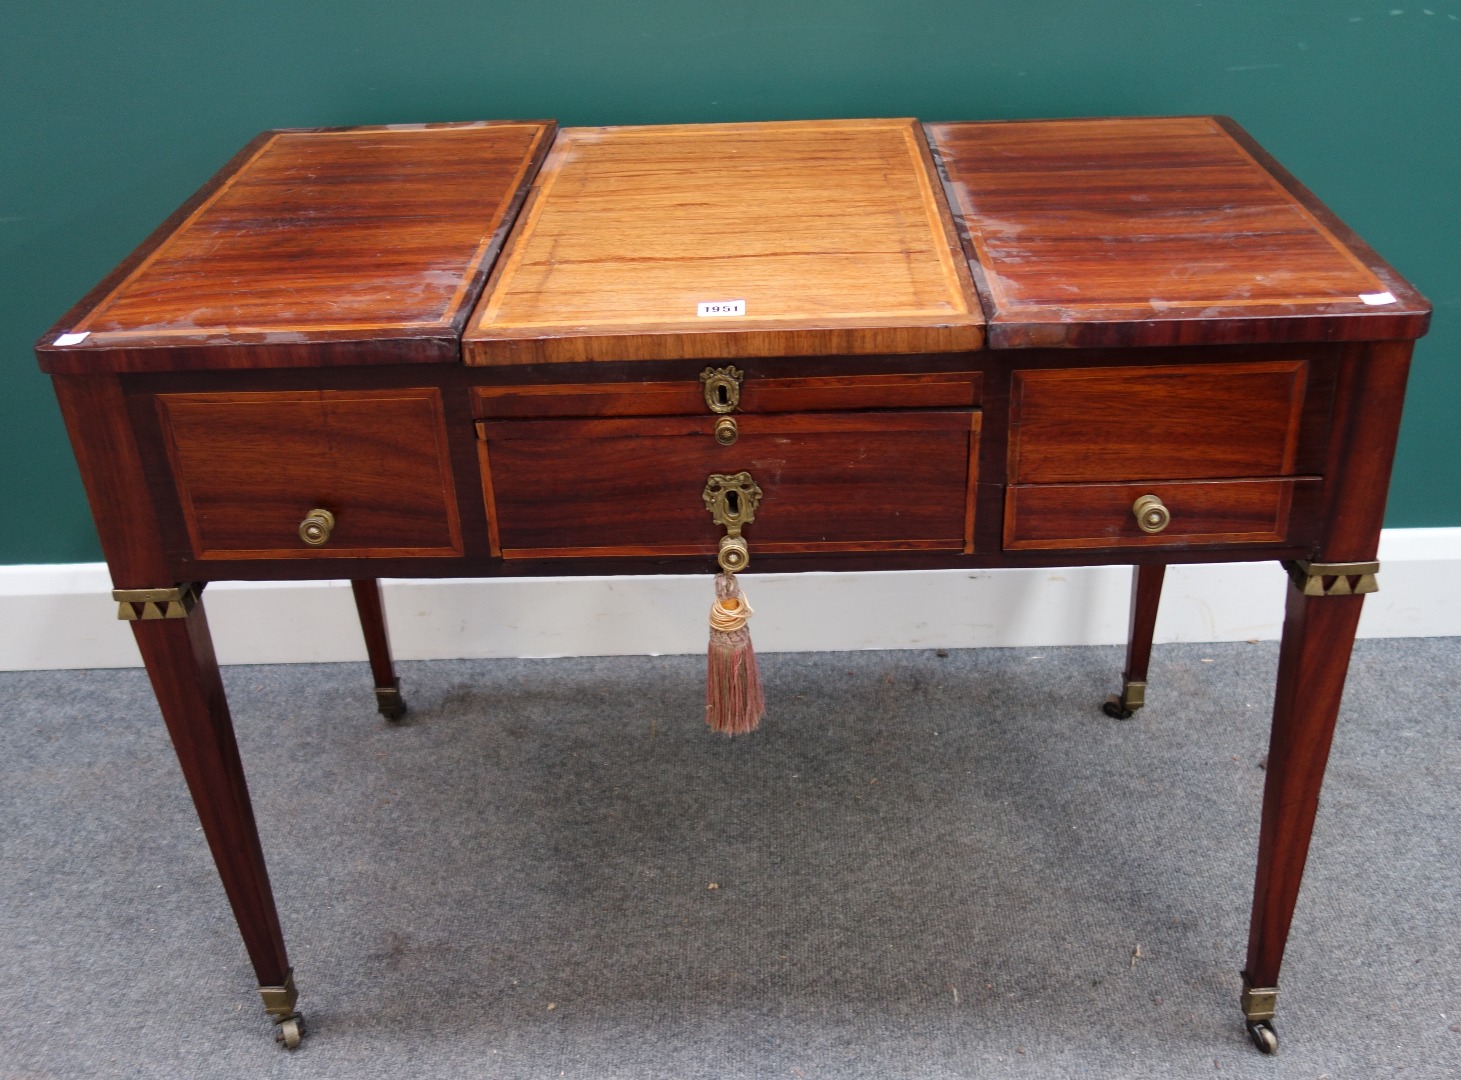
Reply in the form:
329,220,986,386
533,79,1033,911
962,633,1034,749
1003,478,1320,551
1009,362,1309,483
157,388,463,559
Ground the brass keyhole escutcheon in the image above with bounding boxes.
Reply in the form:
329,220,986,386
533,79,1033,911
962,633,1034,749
700,366,743,414
299,508,335,546
714,417,738,446
704,471,762,573
1132,494,1171,535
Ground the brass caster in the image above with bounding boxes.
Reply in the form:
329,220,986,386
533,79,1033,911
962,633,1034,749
1246,1020,1278,1054
1102,694,1134,720
274,1013,305,1050
374,685,407,722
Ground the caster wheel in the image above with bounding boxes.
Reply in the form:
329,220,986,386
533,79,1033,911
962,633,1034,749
1246,1020,1278,1054
275,1013,305,1050
1102,694,1134,720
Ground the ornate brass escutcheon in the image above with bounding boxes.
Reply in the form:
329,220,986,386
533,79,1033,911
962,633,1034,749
703,471,762,573
700,366,743,414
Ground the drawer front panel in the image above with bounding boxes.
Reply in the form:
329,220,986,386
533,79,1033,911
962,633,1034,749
473,371,981,419
158,389,462,559
479,412,979,558
1009,362,1307,483
1004,477,1319,551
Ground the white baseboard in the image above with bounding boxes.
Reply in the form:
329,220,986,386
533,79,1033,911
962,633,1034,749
2,527,1457,671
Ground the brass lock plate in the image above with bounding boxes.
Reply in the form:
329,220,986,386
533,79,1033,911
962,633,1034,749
700,366,743,414
703,472,761,535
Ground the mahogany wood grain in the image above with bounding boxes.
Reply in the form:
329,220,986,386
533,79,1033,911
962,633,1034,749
1316,341,1414,561
473,371,981,418
37,122,554,374
479,411,978,556
465,119,982,364
1009,361,1308,484
51,374,172,586
130,598,291,988
1245,584,1365,991
1004,477,1315,551
1243,339,1415,997
351,579,400,697
498,539,969,561
1212,116,1432,331
1123,564,1166,692
157,388,462,559
132,542,1324,585
927,117,1431,348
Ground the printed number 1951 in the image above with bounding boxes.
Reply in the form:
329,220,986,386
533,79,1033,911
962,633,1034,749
697,300,746,317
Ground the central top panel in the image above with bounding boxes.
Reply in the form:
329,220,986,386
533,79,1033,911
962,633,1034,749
465,119,983,364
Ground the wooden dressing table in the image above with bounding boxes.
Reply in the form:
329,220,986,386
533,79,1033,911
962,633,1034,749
36,116,1429,1053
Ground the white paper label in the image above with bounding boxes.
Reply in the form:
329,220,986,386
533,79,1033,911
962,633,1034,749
54,332,90,346
697,300,746,317
1359,291,1397,306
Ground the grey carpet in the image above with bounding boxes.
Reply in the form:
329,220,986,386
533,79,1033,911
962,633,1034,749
1,639,1458,1079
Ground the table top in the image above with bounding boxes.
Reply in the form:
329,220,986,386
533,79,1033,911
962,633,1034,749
464,119,983,365
38,121,555,373
37,116,1430,377
926,116,1430,348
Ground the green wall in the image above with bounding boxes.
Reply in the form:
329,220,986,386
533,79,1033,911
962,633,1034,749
4,1,1457,564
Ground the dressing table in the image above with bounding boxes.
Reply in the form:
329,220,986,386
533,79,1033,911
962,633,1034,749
37,115,1429,1053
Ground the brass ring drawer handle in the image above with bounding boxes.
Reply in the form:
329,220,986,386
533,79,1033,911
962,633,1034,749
298,508,336,546
1132,494,1171,535
718,535,750,573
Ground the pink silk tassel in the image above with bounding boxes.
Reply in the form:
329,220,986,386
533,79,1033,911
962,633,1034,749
706,572,765,735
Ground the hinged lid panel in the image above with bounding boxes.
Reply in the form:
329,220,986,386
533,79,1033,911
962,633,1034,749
465,119,983,364
39,121,555,373
927,116,1429,349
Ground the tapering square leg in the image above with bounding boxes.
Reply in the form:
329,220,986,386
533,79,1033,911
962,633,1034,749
125,590,304,1047
1241,563,1372,1053
351,579,407,721
1104,563,1166,719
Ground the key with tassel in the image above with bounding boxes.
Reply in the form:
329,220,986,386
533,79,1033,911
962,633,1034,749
702,472,766,734
707,571,764,734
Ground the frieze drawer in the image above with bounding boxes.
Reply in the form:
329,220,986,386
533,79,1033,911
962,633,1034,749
1003,477,1322,551
157,388,463,560
1008,361,1317,484
478,411,980,560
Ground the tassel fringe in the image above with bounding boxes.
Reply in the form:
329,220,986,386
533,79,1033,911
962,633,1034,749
706,572,765,735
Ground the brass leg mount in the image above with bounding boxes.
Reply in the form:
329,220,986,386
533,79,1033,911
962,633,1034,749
374,682,408,722
113,583,202,621
259,968,306,1050
1241,976,1279,1054
1282,559,1379,597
